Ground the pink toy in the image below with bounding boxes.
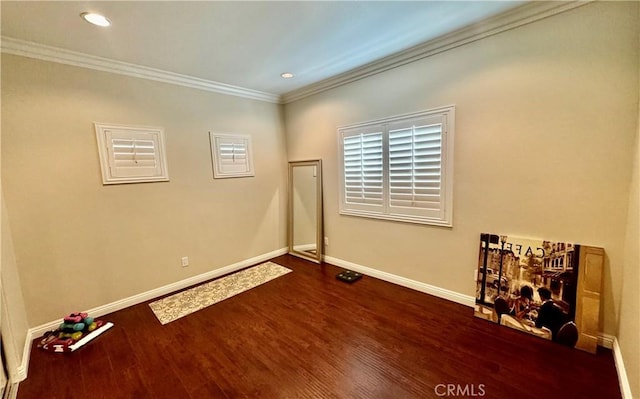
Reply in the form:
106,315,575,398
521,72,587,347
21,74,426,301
63,312,88,324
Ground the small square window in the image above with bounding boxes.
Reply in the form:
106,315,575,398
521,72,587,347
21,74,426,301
210,132,255,179
94,123,169,185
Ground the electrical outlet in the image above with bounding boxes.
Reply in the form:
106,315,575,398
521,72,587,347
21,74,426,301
324,237,329,246
181,256,189,267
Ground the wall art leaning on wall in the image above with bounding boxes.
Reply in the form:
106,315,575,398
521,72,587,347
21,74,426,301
474,233,604,353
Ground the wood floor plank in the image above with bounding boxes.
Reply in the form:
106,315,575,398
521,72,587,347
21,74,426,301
18,254,621,399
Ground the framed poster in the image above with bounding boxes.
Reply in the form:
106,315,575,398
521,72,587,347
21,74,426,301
474,233,604,353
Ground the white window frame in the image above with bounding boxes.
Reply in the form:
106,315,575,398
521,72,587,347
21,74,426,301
94,122,169,185
210,132,255,179
338,105,454,227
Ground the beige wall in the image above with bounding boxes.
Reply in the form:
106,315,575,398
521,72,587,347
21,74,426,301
284,1,639,337
1,32,30,377
618,40,640,397
1,55,288,326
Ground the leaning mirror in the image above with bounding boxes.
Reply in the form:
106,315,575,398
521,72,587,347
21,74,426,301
288,160,323,263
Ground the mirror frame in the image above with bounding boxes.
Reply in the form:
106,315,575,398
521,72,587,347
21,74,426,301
288,160,323,263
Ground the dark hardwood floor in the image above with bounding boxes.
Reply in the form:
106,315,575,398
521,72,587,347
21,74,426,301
18,254,621,399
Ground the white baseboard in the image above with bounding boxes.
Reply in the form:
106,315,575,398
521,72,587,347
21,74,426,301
20,249,625,391
24,247,288,358
323,255,476,307
598,333,615,350
14,330,32,382
326,255,626,397
324,255,616,351
613,337,634,399
3,382,19,399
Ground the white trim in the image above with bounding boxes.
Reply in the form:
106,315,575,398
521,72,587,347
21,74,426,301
281,1,591,103
27,247,287,339
336,106,456,131
325,254,617,352
337,106,455,227
0,290,27,383
613,337,634,399
0,37,280,104
94,122,170,185
18,248,619,388
1,2,589,106
14,330,31,382
3,382,19,399
598,333,615,350
209,132,255,179
338,211,453,227
18,247,287,387
324,255,475,307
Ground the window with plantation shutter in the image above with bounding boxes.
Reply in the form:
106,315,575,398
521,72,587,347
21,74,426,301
343,128,384,213
95,123,169,185
210,133,254,178
388,117,445,220
338,106,454,226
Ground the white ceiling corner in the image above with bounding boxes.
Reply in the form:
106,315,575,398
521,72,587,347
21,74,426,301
1,1,589,104
280,1,590,103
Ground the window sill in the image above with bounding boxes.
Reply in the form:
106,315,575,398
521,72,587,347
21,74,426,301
339,209,452,227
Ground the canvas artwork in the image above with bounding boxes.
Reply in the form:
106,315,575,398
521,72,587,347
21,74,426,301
474,233,604,353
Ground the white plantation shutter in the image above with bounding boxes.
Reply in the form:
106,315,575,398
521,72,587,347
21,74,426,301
342,127,384,213
218,141,248,172
388,118,444,220
338,106,454,226
106,130,161,177
95,123,169,184
210,133,254,178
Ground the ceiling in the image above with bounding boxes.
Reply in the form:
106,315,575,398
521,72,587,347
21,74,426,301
1,1,524,97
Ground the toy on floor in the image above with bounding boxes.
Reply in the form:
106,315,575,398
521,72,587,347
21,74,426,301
336,270,362,283
37,312,114,353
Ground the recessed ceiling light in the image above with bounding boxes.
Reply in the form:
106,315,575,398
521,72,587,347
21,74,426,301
81,12,111,27
281,72,294,79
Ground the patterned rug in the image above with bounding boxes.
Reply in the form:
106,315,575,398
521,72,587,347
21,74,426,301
149,261,292,325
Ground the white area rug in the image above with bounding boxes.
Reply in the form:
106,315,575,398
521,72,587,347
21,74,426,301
149,261,292,325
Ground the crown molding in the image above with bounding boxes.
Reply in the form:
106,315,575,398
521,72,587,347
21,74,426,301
1,1,591,106
281,1,592,104
0,36,281,104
